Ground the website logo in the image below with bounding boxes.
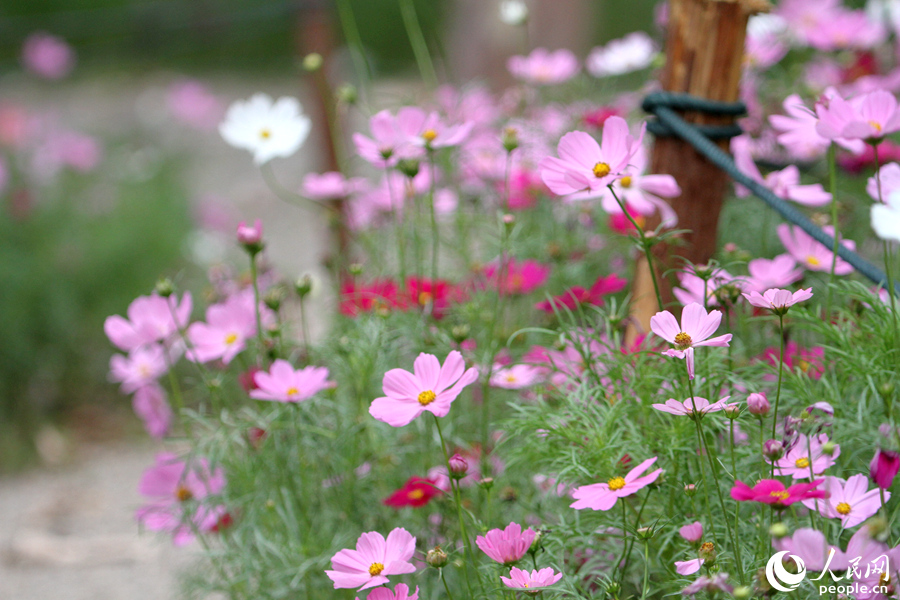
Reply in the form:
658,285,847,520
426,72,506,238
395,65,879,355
766,551,807,592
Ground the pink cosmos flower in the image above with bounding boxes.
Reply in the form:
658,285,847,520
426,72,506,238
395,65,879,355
136,452,226,546
870,449,900,489
802,474,889,528
772,528,846,572
166,80,223,131
236,219,263,246
483,258,551,295
769,93,864,161
682,574,733,596
489,364,543,389
745,255,803,294
507,48,579,85
369,351,479,427
302,171,367,201
325,528,417,590
186,290,262,364
105,292,193,352
649,303,732,380
476,522,537,565
352,109,421,168
730,478,826,508
586,32,656,77
109,344,169,394
357,584,419,600
773,434,840,479
675,559,703,576
867,162,900,201
500,567,563,590
672,268,738,308
804,10,886,52
732,135,831,207
536,273,628,313
571,456,663,511
842,529,900,600
599,145,680,226
761,341,825,379
742,287,813,313
778,224,854,275
817,89,900,142
679,522,703,543
21,33,75,79
250,359,333,402
540,117,646,200
132,383,172,439
652,396,731,417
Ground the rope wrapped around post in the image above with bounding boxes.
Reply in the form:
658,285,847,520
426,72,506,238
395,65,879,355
642,90,900,293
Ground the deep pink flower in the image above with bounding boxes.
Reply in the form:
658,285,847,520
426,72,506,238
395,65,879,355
484,258,551,295
536,273,627,312
186,290,262,364
109,344,169,394
742,287,813,313
870,448,900,489
105,292,193,352
652,396,730,417
340,279,404,316
476,522,537,565
571,457,663,511
802,474,888,528
508,48,579,85
747,393,770,416
236,219,263,246
778,224,855,275
745,255,803,294
761,341,825,379
383,477,442,508
500,567,563,590
325,528,416,590
369,351,479,427
132,383,172,439
407,277,457,319
489,364,543,389
357,584,419,600
21,33,75,79
730,478,827,508
773,434,840,479
817,89,900,142
649,303,732,380
136,452,226,546
302,171,367,201
250,359,333,402
679,522,703,543
540,118,646,200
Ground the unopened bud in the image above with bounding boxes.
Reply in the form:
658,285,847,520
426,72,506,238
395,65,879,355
336,83,358,105
295,274,313,298
529,530,543,553
448,453,468,479
502,127,519,152
605,581,622,598
763,439,784,460
684,483,697,496
724,404,741,419
698,541,717,563
155,278,174,297
237,219,264,254
396,159,420,179
479,477,494,491
732,585,752,600
264,286,285,311
637,526,654,540
348,262,364,276
451,324,470,343
426,546,449,568
769,522,789,539
822,441,837,456
879,381,895,400
747,392,770,417
302,53,323,72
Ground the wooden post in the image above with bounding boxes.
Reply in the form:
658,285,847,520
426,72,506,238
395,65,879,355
627,0,770,338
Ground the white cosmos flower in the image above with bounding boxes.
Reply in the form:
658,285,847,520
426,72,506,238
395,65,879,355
219,94,311,165
586,32,656,77
872,190,900,242
499,0,528,25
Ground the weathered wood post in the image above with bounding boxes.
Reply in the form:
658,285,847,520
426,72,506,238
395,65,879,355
628,0,771,336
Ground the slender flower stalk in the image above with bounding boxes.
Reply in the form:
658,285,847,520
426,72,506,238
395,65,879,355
608,185,664,310
334,0,370,98
428,150,439,283
771,314,786,443
249,255,266,366
384,165,407,284
873,145,900,343
825,143,839,316
398,0,438,89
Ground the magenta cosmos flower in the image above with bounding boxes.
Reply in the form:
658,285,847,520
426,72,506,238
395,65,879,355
302,171,367,201
817,89,900,142
679,521,703,543
652,396,730,417
108,344,170,394
744,255,803,294
250,359,333,402
369,351,479,427
571,456,663,511
778,224,854,275
730,478,826,508
325,527,416,590
187,291,261,364
476,522,537,565
802,475,889,528
483,258,551,295
773,434,840,479
105,292,193,352
649,303,732,380
742,287,813,314
507,48,579,85
540,117,646,201
357,584,419,600
870,448,900,489
501,567,563,590
21,32,75,80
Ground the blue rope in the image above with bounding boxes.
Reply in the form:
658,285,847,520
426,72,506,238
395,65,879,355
642,91,899,293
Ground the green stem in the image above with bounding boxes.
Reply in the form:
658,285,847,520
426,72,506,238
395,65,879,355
334,0,371,97
440,568,456,600
874,151,900,344
384,166,407,283
825,143,839,318
428,150,439,283
299,294,311,358
640,541,650,600
771,314,786,444
608,185,664,311
249,254,266,366
398,0,438,88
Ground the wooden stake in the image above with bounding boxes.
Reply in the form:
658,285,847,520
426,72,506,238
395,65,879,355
627,0,770,341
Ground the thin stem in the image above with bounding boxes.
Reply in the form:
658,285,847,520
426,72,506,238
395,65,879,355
825,143,839,317
384,166,407,283
440,568,456,600
298,294,311,358
249,254,266,366
771,314,786,444
640,541,650,600
428,150,439,283
334,0,371,98
608,185,664,311
398,0,438,88
874,150,900,343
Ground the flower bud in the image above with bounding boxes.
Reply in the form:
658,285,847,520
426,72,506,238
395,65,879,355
769,522,789,539
396,159,420,179
684,483,697,496
637,526,654,540
426,545,449,568
698,541,717,563
264,286,284,311
822,441,837,456
879,381,895,400
502,126,520,152
605,581,622,599
237,219,264,254
479,477,494,491
529,530,543,553
747,393,770,417
295,274,313,298
763,439,784,461
451,324,470,343
449,453,468,479
724,404,741,419
336,83,357,105
866,516,890,541
870,448,900,489
732,585,752,600
302,53,323,72
348,262,364,276
155,278,174,297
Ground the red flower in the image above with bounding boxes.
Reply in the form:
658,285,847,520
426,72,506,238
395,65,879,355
730,479,827,508
383,476,442,508
483,258,551,295
406,277,458,319
340,279,405,316
870,449,900,490
761,341,825,380
536,273,627,312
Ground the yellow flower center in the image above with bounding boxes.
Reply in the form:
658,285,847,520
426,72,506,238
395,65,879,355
422,129,438,143
700,542,715,553
880,572,891,586
418,291,433,305
224,332,238,345
836,502,851,515
408,489,425,500
260,128,271,139
770,490,790,501
870,121,883,133
798,359,810,373
806,255,821,267
418,390,437,405
505,374,518,383
286,387,299,396
369,562,384,576
593,162,611,178
619,176,633,188
795,457,810,469
674,332,693,350
176,485,193,502
608,476,626,491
